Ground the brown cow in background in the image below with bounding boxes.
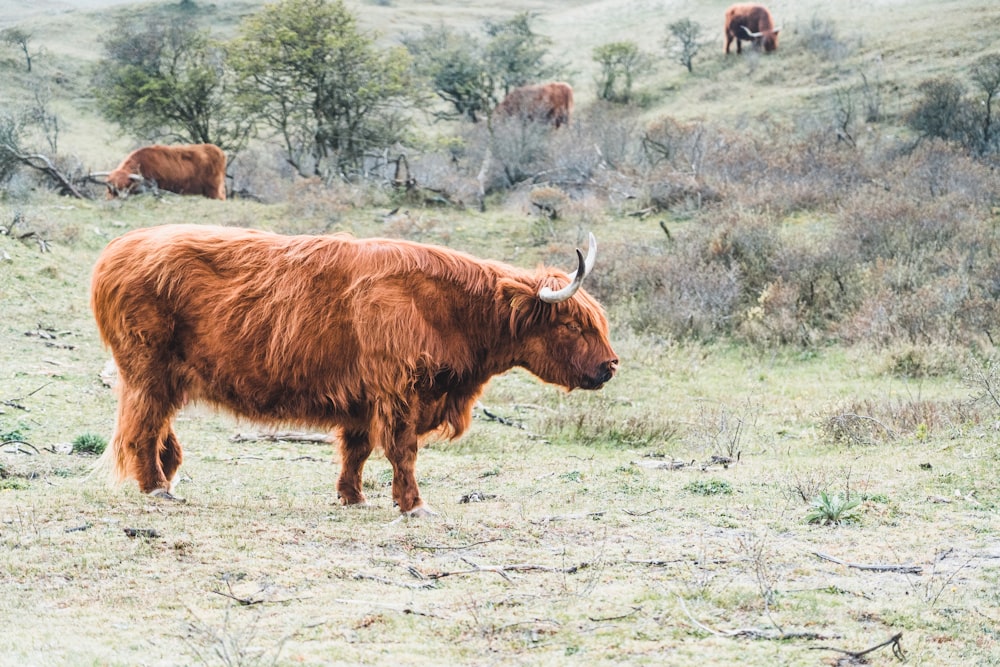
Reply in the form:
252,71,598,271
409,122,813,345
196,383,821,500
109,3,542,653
725,4,780,54
495,82,574,128
91,225,617,517
105,143,226,200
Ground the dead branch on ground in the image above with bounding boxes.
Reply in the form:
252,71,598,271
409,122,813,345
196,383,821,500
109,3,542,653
531,511,605,524
813,551,923,575
352,573,437,590
410,538,503,551
423,557,592,582
1,440,39,455
811,632,905,662
0,144,88,198
677,594,839,641
230,431,331,443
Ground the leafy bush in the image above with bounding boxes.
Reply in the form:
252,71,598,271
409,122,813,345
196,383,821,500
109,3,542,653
71,433,107,456
684,479,733,496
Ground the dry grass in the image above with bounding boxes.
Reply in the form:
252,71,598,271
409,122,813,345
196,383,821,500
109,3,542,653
1,195,999,666
2,1,1000,664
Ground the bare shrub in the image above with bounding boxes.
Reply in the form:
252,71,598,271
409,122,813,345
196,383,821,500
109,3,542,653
963,353,1000,413
406,149,481,208
228,146,298,203
641,116,709,174
737,277,807,348
565,102,643,173
879,343,969,379
488,115,555,188
703,210,779,302
644,242,742,339
686,398,759,459
820,397,979,445
800,15,856,61
907,78,979,148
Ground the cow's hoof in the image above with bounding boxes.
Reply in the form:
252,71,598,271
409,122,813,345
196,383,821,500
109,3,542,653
149,488,187,503
390,504,439,524
405,504,438,519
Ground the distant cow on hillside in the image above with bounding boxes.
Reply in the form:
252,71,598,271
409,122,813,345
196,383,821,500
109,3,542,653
495,82,574,128
725,4,780,54
105,144,226,200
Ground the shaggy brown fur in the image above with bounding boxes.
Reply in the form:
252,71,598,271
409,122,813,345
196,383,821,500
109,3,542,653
495,82,574,128
105,144,226,200
725,4,780,54
90,225,617,515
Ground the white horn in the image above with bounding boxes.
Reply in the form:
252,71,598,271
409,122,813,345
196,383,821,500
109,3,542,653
741,25,762,38
538,233,597,304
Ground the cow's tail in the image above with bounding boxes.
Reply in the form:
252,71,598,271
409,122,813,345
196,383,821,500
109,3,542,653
88,427,129,487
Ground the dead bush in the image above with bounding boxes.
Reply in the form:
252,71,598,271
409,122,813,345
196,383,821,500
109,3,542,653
820,397,979,446
737,277,809,348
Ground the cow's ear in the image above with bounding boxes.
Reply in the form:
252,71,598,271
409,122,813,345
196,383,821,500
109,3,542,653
498,278,547,336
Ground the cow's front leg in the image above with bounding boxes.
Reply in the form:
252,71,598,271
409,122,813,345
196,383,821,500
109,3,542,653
337,428,373,506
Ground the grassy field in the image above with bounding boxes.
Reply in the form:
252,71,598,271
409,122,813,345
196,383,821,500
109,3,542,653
2,0,1000,665
2,194,999,666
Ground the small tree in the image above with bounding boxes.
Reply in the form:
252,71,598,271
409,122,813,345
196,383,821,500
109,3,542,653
93,16,251,153
405,13,558,123
230,0,413,178
970,53,1000,154
483,12,556,97
402,25,490,122
1,28,33,72
0,111,25,186
665,18,704,73
592,41,649,103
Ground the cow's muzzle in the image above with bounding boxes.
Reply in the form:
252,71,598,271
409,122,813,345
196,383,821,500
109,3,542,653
582,359,618,390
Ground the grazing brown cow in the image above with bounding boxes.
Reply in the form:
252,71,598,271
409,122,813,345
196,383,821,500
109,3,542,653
91,225,617,517
725,4,780,54
495,82,574,128
105,144,226,200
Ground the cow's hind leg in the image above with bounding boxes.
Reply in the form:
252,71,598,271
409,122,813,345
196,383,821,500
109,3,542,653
337,428,373,506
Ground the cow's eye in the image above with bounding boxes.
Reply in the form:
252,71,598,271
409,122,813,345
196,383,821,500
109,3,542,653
564,321,581,333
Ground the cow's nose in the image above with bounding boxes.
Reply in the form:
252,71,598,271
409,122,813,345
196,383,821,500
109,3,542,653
599,359,618,384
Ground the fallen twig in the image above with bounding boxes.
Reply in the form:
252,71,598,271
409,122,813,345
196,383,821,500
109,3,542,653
588,606,642,623
632,459,694,470
353,573,437,590
2,382,51,411
425,558,591,581
479,405,525,429
677,595,839,641
626,557,730,567
531,511,605,524
211,588,265,606
333,598,444,619
623,506,670,516
811,631,905,662
230,431,330,443
813,551,923,575
410,538,502,551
